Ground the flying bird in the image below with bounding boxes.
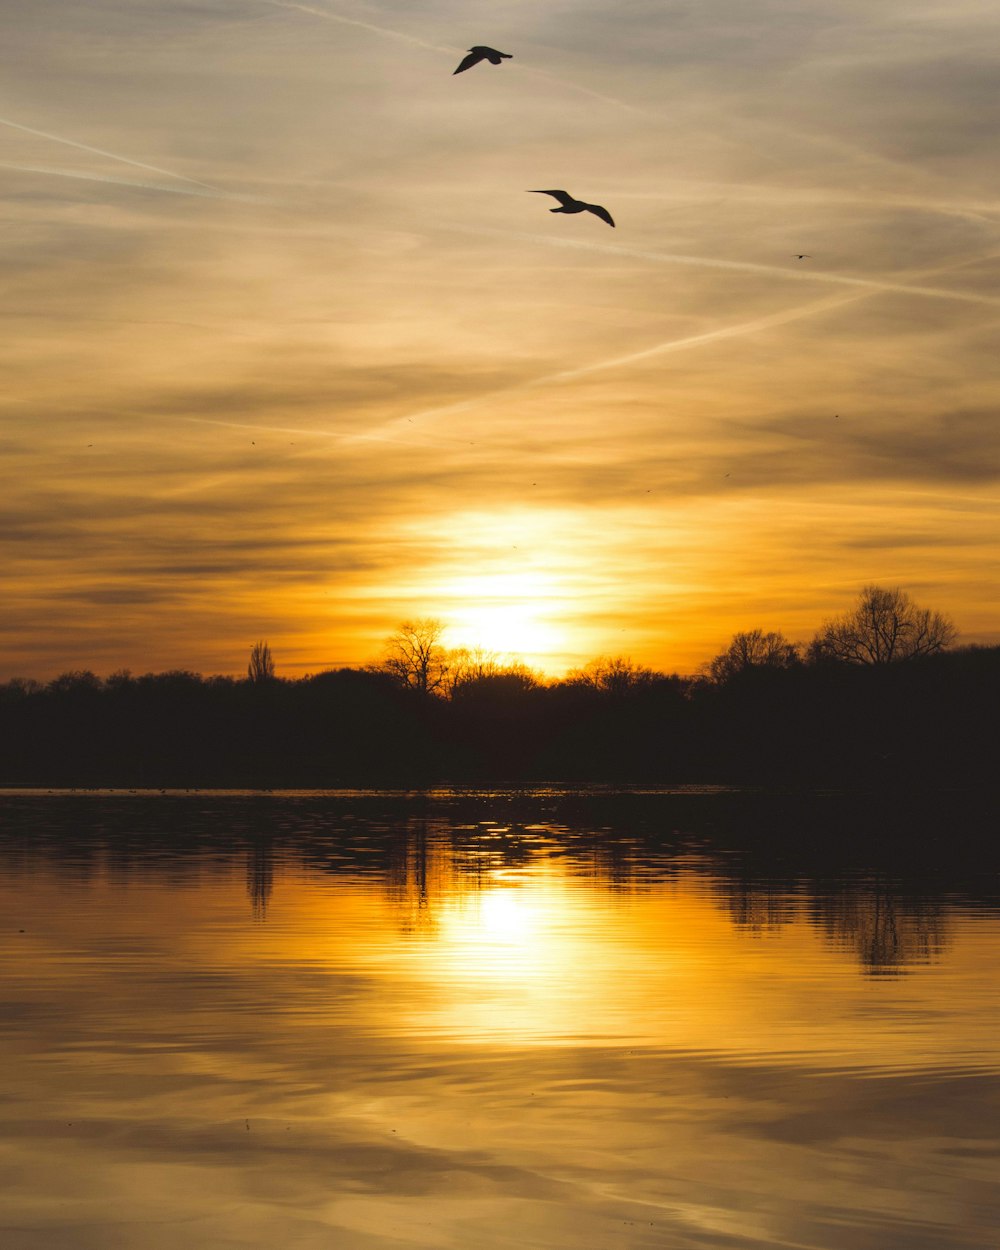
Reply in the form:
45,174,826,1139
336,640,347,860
793,254,812,259
528,189,615,227
453,46,512,74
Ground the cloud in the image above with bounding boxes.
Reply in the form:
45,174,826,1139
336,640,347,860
2,0,999,676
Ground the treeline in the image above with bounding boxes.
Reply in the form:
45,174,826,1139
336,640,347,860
1,639,997,788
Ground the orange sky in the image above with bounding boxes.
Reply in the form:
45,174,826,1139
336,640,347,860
2,0,999,678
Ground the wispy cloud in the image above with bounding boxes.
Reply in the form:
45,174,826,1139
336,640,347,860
3,0,999,677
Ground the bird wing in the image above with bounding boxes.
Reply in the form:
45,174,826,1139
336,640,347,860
528,189,574,207
585,203,615,227
453,50,484,74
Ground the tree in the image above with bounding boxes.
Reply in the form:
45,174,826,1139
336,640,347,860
450,650,540,702
248,640,275,683
813,585,956,665
567,656,658,694
450,648,540,693
706,630,799,683
380,618,452,696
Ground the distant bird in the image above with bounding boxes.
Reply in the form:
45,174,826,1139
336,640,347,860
453,46,512,75
528,189,615,227
793,254,812,259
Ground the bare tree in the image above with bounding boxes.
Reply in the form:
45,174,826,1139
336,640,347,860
567,655,658,694
450,648,540,698
248,640,275,683
380,618,452,696
449,646,505,686
706,630,799,682
813,585,956,665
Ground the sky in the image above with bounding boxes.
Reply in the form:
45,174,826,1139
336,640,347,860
2,0,999,679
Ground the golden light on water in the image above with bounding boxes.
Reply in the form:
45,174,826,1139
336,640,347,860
262,837,992,1064
5,800,1000,1250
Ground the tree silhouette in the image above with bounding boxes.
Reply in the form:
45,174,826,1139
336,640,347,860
380,619,452,696
248,640,275,683
450,648,540,699
706,630,799,682
567,655,657,694
813,585,956,665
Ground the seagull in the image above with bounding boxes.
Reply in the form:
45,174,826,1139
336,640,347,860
528,189,615,227
453,46,512,74
793,254,812,259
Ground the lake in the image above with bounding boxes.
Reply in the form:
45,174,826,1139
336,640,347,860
1,788,998,1249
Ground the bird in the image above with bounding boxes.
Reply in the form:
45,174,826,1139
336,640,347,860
453,46,512,74
793,253,812,259
528,189,615,227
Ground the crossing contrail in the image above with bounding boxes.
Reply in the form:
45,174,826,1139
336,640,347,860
358,239,1000,441
163,270,963,459
348,292,870,444
0,116,220,191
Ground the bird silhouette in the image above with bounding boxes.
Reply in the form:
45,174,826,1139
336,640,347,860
528,189,615,227
453,46,512,74
793,254,812,259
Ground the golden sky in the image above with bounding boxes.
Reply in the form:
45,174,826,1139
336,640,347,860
2,0,999,678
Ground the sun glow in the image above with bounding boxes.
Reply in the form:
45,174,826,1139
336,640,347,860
440,572,568,664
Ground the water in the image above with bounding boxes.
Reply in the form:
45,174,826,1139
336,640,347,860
1,789,999,1249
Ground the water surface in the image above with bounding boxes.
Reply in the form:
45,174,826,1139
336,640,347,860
1,790,999,1249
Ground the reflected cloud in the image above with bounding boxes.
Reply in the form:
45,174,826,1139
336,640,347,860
3,792,1000,1249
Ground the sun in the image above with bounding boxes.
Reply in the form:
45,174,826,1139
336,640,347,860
439,572,567,663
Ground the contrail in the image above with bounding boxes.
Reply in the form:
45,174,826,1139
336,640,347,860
263,0,455,54
348,291,870,445
174,412,470,453
514,65,660,118
360,240,1000,441
268,0,972,187
456,225,1000,310
0,162,237,200
556,244,1000,385
540,290,873,385
265,0,655,116
610,181,1000,227
0,116,220,192
177,415,335,438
